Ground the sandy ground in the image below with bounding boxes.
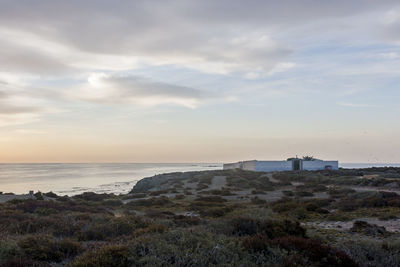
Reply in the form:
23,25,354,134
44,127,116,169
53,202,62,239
350,186,400,194
305,218,400,233
262,173,279,183
210,176,226,190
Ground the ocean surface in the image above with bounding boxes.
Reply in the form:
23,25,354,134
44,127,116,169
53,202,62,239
0,163,221,196
1,162,400,196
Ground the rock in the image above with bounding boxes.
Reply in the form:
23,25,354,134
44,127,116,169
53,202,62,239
350,220,388,236
130,171,201,193
130,173,179,193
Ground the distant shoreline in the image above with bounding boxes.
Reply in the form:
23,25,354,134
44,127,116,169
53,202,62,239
2,165,400,199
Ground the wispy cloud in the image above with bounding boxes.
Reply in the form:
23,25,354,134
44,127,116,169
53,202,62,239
69,73,210,108
337,102,381,108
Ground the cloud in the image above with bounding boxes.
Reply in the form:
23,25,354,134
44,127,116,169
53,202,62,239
0,1,399,114
2,0,395,77
71,73,209,108
0,81,47,126
337,102,380,108
0,89,42,114
0,104,41,114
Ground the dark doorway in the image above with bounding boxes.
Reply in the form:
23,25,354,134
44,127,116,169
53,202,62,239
293,159,301,170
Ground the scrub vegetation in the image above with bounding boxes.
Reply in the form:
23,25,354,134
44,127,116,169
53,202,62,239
1,167,400,266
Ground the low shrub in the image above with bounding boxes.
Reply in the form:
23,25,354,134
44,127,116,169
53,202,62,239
102,199,123,207
282,190,294,197
202,189,234,196
78,216,148,241
272,201,298,213
12,199,108,214
122,193,147,200
251,197,267,205
34,192,44,200
173,215,202,226
228,217,306,238
199,206,233,217
0,240,23,263
18,235,82,262
194,196,227,203
70,245,130,267
196,183,209,191
251,189,265,194
328,187,356,198
149,190,169,196
126,197,173,208
270,236,357,266
350,220,388,236
183,189,193,195
295,191,314,197
311,184,328,192
74,192,117,202
242,234,270,252
339,240,400,267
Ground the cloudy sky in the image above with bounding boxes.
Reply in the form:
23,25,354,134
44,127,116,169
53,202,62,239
0,0,399,163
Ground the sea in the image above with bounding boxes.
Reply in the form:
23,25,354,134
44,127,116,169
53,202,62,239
0,162,399,196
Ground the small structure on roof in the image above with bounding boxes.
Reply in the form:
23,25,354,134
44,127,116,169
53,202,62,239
223,156,338,172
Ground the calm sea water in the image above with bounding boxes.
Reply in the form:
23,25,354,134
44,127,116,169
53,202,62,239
0,162,399,196
0,163,221,196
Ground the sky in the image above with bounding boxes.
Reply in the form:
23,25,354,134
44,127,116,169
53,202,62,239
0,0,400,163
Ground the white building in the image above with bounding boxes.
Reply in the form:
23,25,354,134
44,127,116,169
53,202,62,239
223,158,339,172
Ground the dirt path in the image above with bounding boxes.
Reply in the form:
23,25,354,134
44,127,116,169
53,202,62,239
264,173,279,183
305,218,400,233
210,176,226,190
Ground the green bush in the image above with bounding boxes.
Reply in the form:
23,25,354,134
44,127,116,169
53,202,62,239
149,190,169,196
295,191,314,197
102,199,123,207
339,240,400,267
74,192,116,202
34,192,44,200
18,235,81,262
272,201,298,213
251,197,267,205
126,197,173,207
194,196,227,203
78,216,148,241
126,230,259,266
122,193,147,199
270,236,357,266
200,206,233,217
0,240,23,263
228,217,306,238
173,215,202,226
282,190,294,197
70,245,130,267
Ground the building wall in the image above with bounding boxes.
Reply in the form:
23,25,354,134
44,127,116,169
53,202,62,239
223,160,255,170
302,161,339,171
223,162,241,170
241,160,256,171
224,160,339,172
254,161,292,172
